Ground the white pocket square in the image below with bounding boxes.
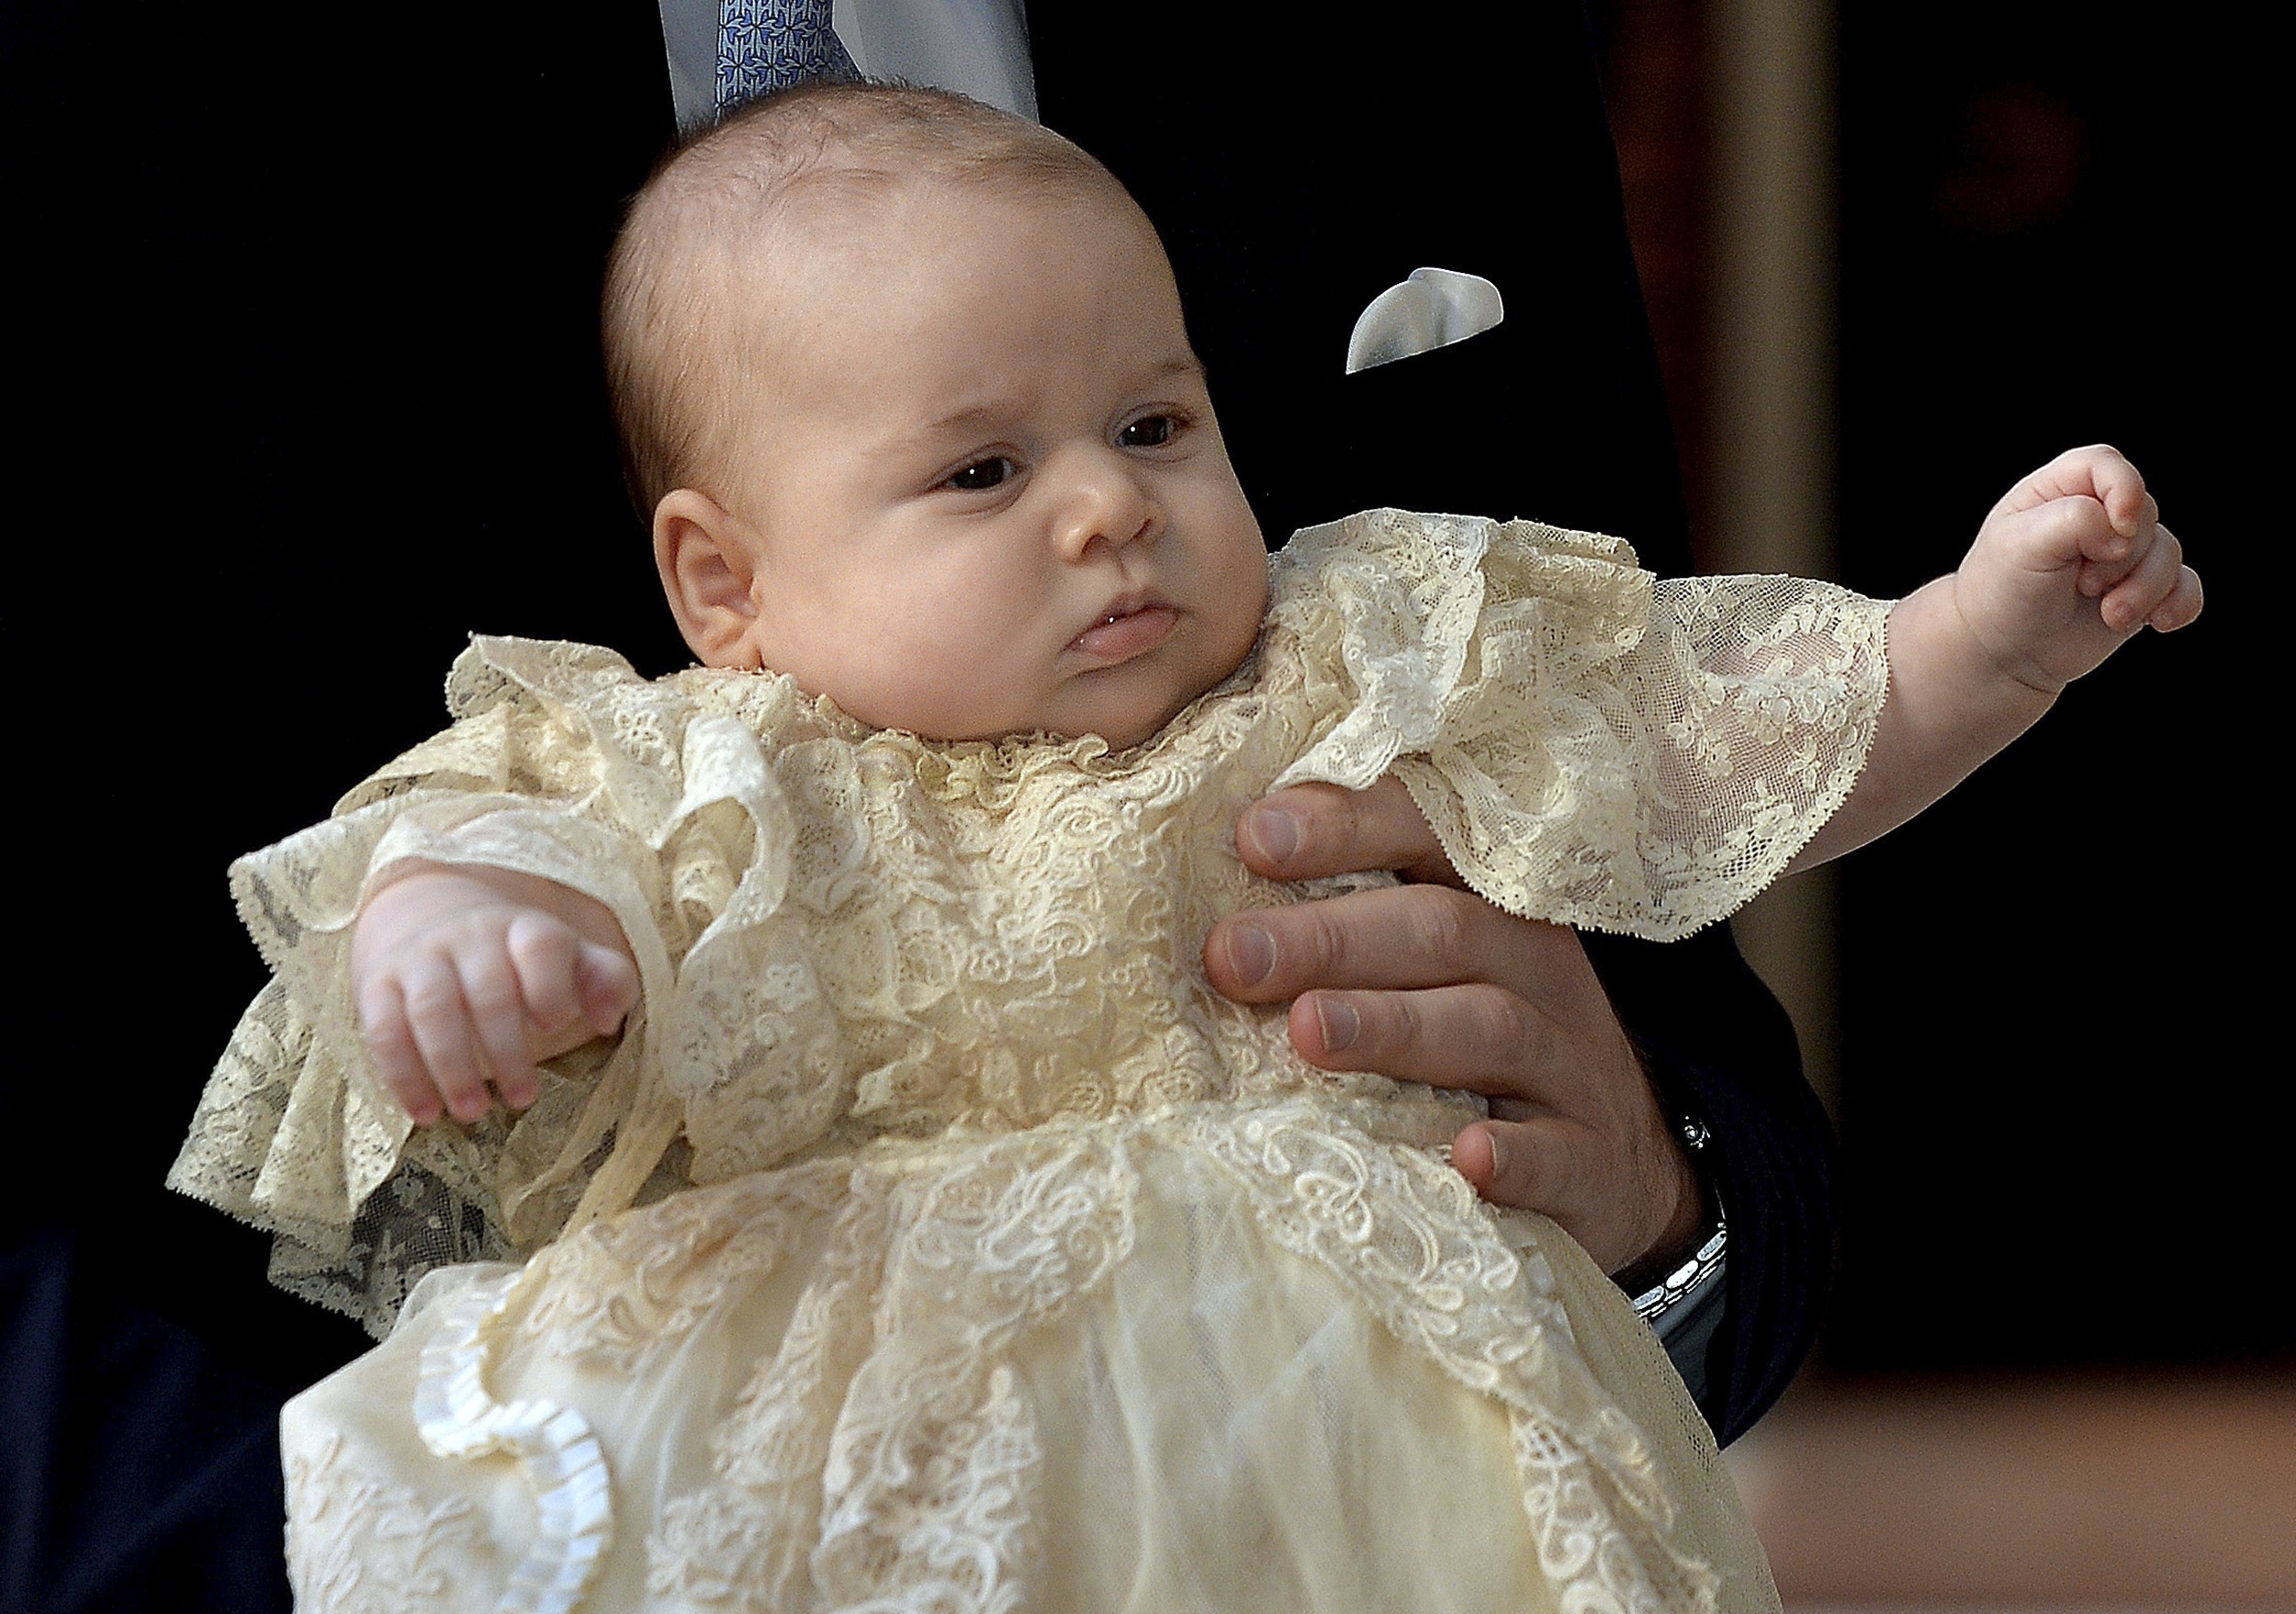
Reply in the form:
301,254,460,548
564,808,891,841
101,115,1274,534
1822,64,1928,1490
1345,267,1505,375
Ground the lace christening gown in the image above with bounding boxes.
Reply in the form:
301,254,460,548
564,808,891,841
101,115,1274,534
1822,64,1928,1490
172,511,1890,1614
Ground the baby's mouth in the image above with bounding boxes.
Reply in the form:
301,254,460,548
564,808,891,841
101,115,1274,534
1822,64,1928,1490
1069,596,1177,661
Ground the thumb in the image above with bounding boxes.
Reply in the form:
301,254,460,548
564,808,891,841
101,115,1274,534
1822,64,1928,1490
575,943,639,1035
1999,491,2127,574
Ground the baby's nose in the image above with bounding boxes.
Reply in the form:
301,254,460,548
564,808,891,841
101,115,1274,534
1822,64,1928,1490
1053,453,1158,559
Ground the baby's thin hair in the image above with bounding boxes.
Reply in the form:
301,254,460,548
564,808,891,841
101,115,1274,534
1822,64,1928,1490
602,82,1134,520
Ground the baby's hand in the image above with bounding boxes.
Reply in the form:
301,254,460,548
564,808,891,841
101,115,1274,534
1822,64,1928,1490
1953,444,2202,692
349,863,639,1125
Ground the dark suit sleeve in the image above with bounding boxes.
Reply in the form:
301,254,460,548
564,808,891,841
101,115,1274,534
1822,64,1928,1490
1581,928,1838,1444
1033,0,1835,1440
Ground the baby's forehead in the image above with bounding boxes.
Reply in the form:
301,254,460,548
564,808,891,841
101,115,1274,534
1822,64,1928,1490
701,167,1149,339
605,90,1176,504
733,155,1129,263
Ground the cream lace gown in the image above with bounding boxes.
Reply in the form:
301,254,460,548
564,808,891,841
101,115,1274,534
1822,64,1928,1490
172,512,1889,1614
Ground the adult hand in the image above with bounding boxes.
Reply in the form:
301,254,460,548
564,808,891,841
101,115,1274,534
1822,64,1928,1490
1201,778,1702,1278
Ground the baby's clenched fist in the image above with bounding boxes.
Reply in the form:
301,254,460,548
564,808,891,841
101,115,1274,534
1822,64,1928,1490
1953,444,2202,692
349,863,640,1125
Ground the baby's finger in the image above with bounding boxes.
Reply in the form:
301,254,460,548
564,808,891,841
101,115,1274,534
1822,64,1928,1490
575,943,640,1036
2051,491,2156,599
2004,444,2144,522
401,954,497,1124
2148,564,2203,632
457,943,540,1112
2111,485,2161,542
2100,523,2187,633
356,976,443,1124
504,912,587,1037
2075,445,2155,537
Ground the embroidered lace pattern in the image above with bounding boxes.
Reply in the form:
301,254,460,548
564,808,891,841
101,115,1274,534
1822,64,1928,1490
1268,512,1889,938
178,512,1885,1610
287,1428,485,1613
445,1106,1721,1610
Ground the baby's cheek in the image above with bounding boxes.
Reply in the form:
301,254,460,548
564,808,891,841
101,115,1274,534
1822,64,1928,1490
872,615,1047,739
1213,555,1271,667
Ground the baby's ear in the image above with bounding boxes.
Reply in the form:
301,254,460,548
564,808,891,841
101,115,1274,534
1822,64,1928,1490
654,489,762,667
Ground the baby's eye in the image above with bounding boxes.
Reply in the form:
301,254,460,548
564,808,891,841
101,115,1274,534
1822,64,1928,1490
946,457,1015,491
1117,414,1181,449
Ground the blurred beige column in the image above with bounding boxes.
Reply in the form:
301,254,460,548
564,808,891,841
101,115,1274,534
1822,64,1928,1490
1707,0,1840,1111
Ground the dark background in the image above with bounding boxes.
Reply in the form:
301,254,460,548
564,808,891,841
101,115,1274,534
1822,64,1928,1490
0,0,2276,1474
1824,10,2273,1372
4,0,691,1396
1593,0,2273,1374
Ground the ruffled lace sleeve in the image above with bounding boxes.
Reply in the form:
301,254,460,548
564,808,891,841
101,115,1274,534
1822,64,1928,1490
1267,509,1891,940
167,637,828,1335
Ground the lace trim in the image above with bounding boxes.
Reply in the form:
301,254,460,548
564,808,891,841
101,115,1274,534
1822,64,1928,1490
1273,510,1891,939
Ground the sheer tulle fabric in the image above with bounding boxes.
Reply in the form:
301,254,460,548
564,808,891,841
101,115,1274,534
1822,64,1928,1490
174,512,1888,1611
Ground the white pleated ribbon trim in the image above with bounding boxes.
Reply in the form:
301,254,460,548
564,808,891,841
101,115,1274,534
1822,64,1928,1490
413,1276,613,1613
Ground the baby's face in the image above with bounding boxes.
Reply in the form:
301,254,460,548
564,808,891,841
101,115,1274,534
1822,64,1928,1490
692,184,1269,749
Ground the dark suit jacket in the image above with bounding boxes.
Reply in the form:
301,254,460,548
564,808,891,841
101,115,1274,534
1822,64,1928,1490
0,3,1829,1608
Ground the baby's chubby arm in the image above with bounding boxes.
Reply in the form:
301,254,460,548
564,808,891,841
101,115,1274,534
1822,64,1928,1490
1789,444,2201,872
350,863,641,1124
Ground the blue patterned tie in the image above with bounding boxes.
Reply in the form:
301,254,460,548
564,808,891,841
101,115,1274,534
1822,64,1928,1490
716,0,860,117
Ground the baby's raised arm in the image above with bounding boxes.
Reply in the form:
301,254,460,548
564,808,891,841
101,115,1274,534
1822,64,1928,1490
1792,444,2200,872
351,864,641,1123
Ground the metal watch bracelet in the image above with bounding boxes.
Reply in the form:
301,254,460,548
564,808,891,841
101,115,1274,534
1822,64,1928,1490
1630,1199,1726,1326
1630,1113,1725,1326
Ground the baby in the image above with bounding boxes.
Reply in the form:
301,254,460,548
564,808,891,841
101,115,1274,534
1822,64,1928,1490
350,89,2196,1135
178,84,2196,1614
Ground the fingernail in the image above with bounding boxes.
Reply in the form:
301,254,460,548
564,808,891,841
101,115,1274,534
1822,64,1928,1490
1315,997,1358,1052
1484,1128,1506,1183
1245,806,1300,864
1228,922,1275,987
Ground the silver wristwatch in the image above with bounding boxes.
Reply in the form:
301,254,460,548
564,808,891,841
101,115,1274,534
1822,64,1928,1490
1630,1115,1727,1327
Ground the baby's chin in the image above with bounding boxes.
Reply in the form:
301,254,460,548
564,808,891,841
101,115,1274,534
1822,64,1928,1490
950,689,1197,753
1046,672,1230,751
951,707,1174,753
1070,714,1171,752
835,654,1238,751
